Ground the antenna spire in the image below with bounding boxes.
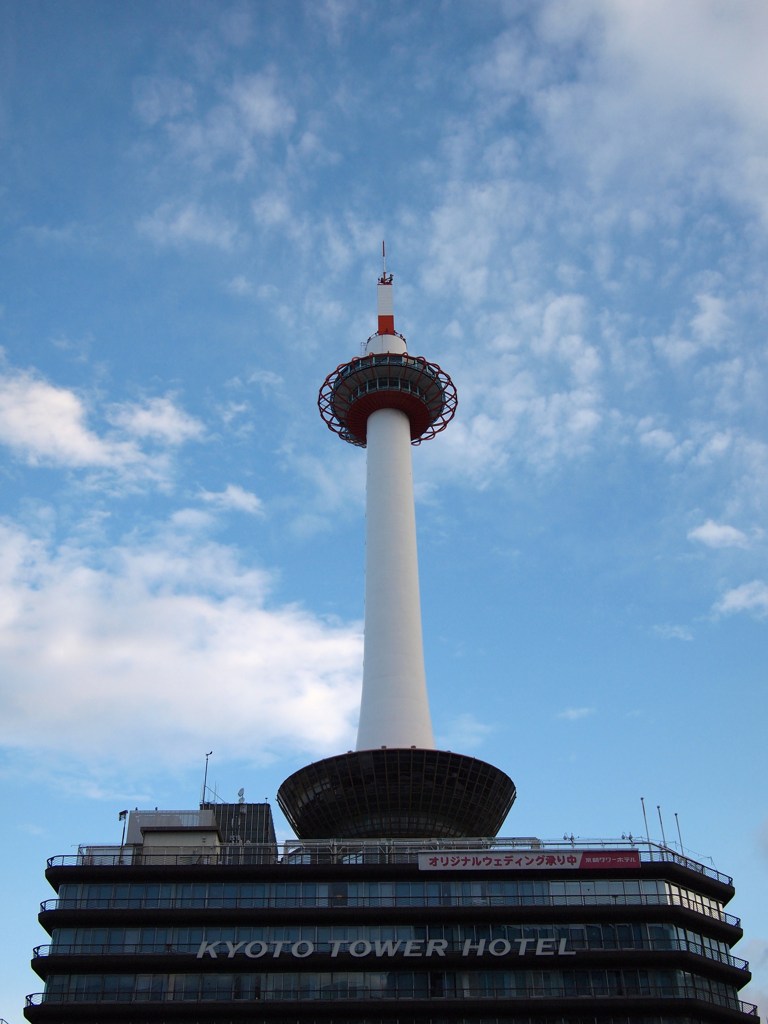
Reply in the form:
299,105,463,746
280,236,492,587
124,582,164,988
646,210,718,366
379,240,393,286
377,241,395,334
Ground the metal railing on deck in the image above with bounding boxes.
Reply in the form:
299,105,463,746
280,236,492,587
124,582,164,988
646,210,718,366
45,836,734,886
24,985,759,1014
37,892,743,927
31,937,750,971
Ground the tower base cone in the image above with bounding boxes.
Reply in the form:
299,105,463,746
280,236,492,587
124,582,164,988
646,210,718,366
277,749,516,840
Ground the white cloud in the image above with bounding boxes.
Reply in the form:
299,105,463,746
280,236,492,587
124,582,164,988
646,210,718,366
0,369,139,469
557,707,595,721
653,294,731,368
589,0,768,135
229,73,296,137
50,331,93,362
409,3,767,499
472,23,555,103
0,517,362,766
227,275,253,296
636,421,685,461
696,357,760,420
133,75,196,126
137,70,296,180
0,366,207,492
653,624,693,642
688,520,749,550
200,484,263,515
425,181,529,305
690,293,729,346
217,400,250,428
713,580,768,620
413,288,604,484
422,368,602,487
137,202,237,250
652,333,700,367
169,507,215,533
248,369,284,390
108,396,205,444
689,430,733,468
438,713,494,751
252,192,293,227
531,0,768,218
308,0,363,47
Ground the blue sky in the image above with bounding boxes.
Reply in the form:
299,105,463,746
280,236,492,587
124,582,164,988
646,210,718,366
1,0,767,1017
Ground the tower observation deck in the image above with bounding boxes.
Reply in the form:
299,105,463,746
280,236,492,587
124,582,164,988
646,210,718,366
278,248,515,840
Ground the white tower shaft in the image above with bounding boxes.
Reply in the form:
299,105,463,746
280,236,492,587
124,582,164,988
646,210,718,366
356,405,435,750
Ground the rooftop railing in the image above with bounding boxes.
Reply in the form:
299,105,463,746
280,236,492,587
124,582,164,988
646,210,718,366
45,837,733,886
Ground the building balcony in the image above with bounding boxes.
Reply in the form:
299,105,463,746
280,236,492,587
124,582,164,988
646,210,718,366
44,836,734,884
24,983,760,1022
31,937,751,974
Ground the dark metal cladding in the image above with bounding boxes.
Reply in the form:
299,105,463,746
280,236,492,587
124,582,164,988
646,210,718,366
277,748,516,840
318,353,457,447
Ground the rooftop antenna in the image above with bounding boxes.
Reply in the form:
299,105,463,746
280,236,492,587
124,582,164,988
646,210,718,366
201,751,213,807
640,796,649,838
640,796,652,858
657,805,669,849
118,810,128,864
674,811,684,854
238,787,245,804
380,240,392,285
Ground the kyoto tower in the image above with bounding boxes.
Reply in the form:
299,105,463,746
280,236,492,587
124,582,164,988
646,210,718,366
278,248,515,839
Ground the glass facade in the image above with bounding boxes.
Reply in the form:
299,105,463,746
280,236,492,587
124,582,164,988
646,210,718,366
41,968,740,1004
46,876,735,918
44,922,739,967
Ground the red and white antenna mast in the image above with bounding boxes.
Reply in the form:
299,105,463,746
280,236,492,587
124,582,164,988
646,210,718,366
377,241,395,333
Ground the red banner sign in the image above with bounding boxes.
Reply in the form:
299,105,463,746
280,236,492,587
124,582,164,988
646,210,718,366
417,849,641,871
